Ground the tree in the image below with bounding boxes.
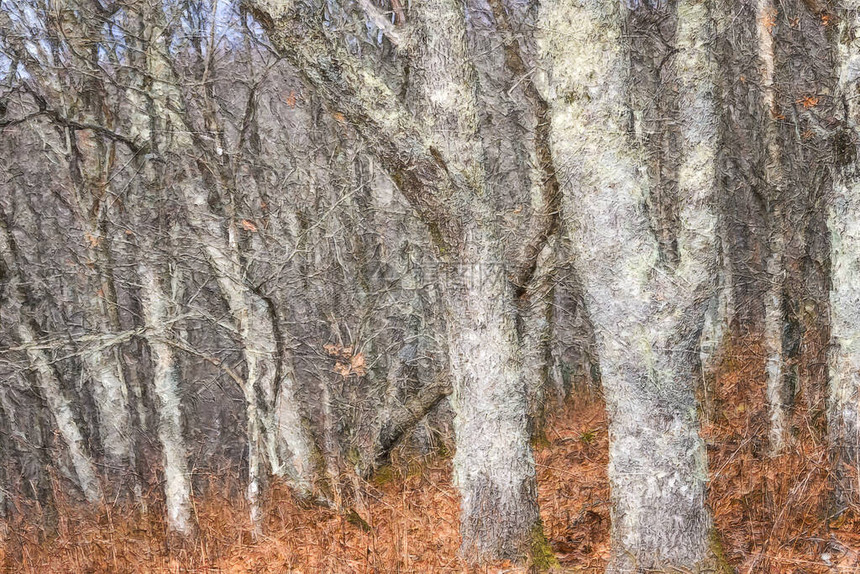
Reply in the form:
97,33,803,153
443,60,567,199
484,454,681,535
0,1,138,492
830,0,860,509
539,0,723,569
0,210,103,504
245,0,558,561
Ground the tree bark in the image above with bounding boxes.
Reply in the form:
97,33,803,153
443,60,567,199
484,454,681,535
829,0,860,508
443,234,541,563
79,238,135,480
539,0,721,570
247,0,549,562
0,215,103,505
519,241,556,440
138,260,195,537
180,180,316,501
757,0,791,455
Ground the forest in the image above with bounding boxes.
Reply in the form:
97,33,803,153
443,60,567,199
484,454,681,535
1,0,860,571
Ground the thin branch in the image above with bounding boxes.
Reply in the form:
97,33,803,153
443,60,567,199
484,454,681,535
0,105,147,156
487,0,561,292
243,0,462,248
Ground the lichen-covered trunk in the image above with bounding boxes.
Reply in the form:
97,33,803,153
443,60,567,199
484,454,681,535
764,221,788,453
699,242,733,422
830,0,860,506
539,0,720,570
17,321,103,505
138,262,194,537
408,0,546,560
246,0,547,562
829,173,860,505
443,232,541,563
81,344,132,471
80,248,134,476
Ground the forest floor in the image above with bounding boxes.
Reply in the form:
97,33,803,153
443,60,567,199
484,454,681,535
3,341,860,573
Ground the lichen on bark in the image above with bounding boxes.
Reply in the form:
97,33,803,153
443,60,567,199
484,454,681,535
538,0,722,570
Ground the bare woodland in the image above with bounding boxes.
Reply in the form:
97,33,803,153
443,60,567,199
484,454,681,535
1,0,860,571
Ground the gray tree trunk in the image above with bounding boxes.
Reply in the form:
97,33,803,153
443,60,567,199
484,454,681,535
830,0,860,507
138,261,195,537
0,216,102,505
520,241,557,439
180,180,316,517
78,228,136,483
539,0,721,570
443,234,540,562
246,0,550,562
757,0,790,455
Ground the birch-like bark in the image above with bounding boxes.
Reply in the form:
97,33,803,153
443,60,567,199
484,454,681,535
520,241,556,439
539,0,720,569
181,183,315,500
181,185,305,534
830,0,860,506
80,240,134,475
138,261,194,537
0,217,102,505
65,0,137,476
699,244,733,421
81,345,132,469
0,0,137,483
128,0,317,522
757,0,790,455
18,320,103,505
408,0,544,559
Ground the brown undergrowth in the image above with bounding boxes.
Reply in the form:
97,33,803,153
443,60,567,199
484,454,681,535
3,342,860,573
0,396,609,574
705,338,860,573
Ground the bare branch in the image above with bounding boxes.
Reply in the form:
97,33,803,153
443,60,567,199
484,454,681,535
243,0,462,247
486,0,561,292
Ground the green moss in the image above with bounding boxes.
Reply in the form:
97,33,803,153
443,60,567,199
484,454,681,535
708,528,734,574
345,508,372,532
345,447,361,466
405,459,424,479
531,427,551,449
371,464,397,487
528,521,559,572
436,441,451,459
579,428,597,444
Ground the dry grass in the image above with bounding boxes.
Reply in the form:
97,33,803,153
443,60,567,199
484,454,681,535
3,343,860,573
705,338,860,573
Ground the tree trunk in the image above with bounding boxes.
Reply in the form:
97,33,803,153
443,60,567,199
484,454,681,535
539,0,721,570
829,0,860,508
181,182,316,501
138,261,195,537
757,0,790,455
80,252,134,474
246,0,549,562
443,233,541,563
519,241,556,440
0,216,103,505
699,244,733,423
17,320,103,505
